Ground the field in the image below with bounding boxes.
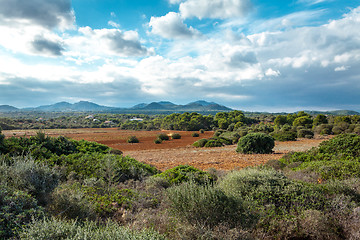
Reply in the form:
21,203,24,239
3,128,327,171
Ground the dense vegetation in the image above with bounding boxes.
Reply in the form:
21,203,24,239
1,110,360,239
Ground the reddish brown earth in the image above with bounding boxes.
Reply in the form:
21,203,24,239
3,128,328,171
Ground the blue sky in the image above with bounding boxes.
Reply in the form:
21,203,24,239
0,0,360,112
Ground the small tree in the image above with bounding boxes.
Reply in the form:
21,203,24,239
236,133,274,154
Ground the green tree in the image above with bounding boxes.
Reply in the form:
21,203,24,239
313,114,328,126
293,116,313,127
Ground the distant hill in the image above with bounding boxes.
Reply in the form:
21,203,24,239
304,110,359,116
0,105,18,112
130,100,232,112
24,101,116,112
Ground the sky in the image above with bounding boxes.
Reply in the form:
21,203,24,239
0,0,360,112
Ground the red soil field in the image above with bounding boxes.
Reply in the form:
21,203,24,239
3,128,327,171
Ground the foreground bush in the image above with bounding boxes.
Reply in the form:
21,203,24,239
0,156,60,205
167,181,253,228
46,153,158,181
0,186,44,239
236,133,274,154
280,134,360,180
153,165,214,185
19,218,166,240
218,168,326,213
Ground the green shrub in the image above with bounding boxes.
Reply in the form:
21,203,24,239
154,138,162,144
0,156,60,205
47,183,97,221
0,186,44,239
192,138,208,148
171,133,181,139
157,134,169,141
45,153,158,182
191,132,199,137
271,131,297,141
237,133,274,154
127,136,139,143
204,139,223,148
166,181,251,228
314,124,333,135
19,218,166,240
199,129,205,134
218,168,326,213
154,165,214,185
297,129,314,138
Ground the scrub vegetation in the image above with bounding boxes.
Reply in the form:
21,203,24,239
1,110,360,239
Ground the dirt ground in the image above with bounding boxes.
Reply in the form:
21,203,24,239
3,128,327,171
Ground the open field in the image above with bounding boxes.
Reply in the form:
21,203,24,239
3,128,328,171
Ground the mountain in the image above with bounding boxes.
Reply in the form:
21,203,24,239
0,105,18,112
26,101,115,112
304,110,359,116
130,100,232,112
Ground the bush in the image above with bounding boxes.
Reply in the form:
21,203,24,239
297,129,314,138
153,165,214,185
154,138,162,144
237,133,274,154
218,168,326,213
204,139,223,148
166,181,252,228
271,131,297,141
171,133,181,139
157,134,169,141
199,129,205,134
19,218,166,240
191,132,199,137
127,136,139,143
192,138,208,148
0,156,60,205
0,186,44,239
45,153,158,182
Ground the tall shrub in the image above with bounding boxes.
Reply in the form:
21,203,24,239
237,133,274,154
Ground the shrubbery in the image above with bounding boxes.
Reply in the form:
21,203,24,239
171,133,181,139
19,218,166,240
157,133,169,141
153,165,213,185
191,132,199,137
127,135,139,143
271,130,297,141
192,138,208,147
237,133,274,154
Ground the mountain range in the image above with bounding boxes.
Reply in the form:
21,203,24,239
0,100,232,113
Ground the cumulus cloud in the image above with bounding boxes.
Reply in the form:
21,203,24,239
179,0,252,19
0,0,74,29
149,12,200,39
66,27,149,58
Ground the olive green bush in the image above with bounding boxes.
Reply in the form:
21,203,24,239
153,165,213,185
127,135,139,143
237,133,274,154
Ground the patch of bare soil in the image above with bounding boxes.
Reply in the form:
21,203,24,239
3,128,329,171
124,138,327,171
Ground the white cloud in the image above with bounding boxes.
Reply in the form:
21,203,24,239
65,27,149,58
334,66,350,72
108,21,121,28
179,0,252,20
149,12,200,39
265,68,280,77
